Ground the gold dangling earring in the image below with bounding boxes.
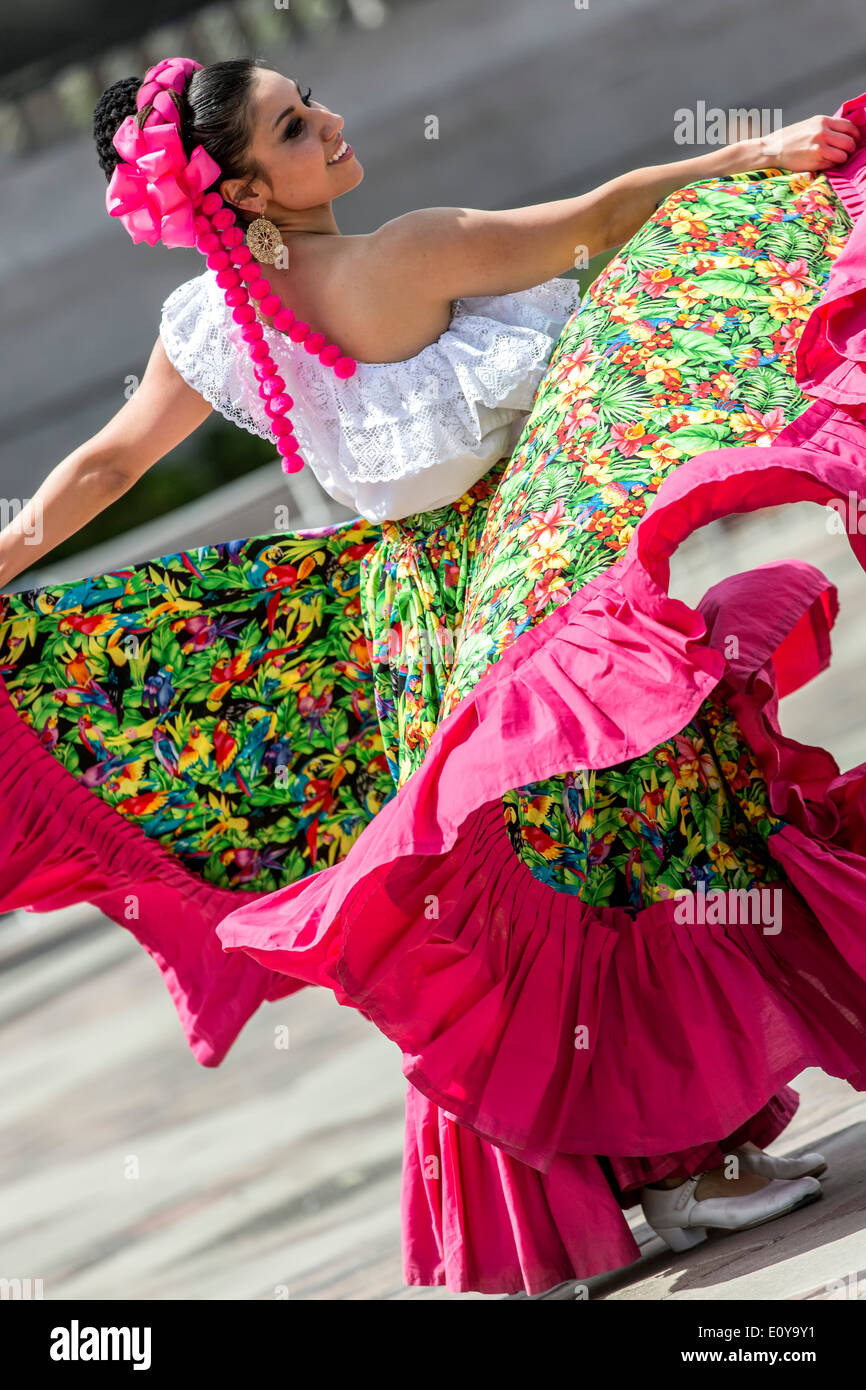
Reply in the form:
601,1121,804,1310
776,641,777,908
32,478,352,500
245,216,285,265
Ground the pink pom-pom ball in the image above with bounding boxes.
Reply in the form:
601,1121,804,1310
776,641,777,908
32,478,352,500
270,415,294,437
319,343,341,366
232,305,255,324
229,246,253,267
280,450,305,475
277,435,302,458
304,331,326,355
289,321,309,342
265,393,293,416
196,232,219,254
260,293,282,317
261,375,286,398
194,215,211,235
212,208,235,230
241,323,264,342
273,308,295,332
253,360,278,380
216,268,241,289
248,278,270,301
249,341,270,361
201,192,222,215
334,356,357,379
239,263,259,283
258,382,280,404
206,249,229,271
220,226,244,247
225,287,247,307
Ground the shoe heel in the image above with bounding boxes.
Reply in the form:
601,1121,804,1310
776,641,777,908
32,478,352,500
654,1225,708,1252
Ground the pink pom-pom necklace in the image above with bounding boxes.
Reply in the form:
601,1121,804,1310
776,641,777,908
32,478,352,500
106,57,357,475
194,190,357,474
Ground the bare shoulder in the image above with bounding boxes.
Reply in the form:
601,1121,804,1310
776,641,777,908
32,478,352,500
309,210,504,305
363,208,496,299
360,206,581,298
286,223,457,362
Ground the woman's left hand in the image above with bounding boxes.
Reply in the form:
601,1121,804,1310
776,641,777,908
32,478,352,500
758,113,863,172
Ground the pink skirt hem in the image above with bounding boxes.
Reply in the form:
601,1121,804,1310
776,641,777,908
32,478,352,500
0,680,300,1066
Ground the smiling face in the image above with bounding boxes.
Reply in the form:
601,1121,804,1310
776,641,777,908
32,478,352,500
219,67,363,225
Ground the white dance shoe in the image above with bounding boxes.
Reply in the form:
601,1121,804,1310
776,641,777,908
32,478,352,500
734,1146,828,1180
640,1174,822,1252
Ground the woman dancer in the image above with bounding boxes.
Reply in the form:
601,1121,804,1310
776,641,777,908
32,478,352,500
0,56,864,1296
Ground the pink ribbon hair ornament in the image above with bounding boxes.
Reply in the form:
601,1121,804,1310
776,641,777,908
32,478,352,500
105,57,221,249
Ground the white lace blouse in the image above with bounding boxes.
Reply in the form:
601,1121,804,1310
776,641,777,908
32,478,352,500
159,267,581,523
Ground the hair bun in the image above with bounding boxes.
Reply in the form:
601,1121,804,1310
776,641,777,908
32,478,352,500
93,76,142,181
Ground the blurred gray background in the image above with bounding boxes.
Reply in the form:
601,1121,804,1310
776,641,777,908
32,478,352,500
2,0,866,1302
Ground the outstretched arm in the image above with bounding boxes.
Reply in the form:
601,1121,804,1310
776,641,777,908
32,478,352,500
0,338,211,589
368,113,862,299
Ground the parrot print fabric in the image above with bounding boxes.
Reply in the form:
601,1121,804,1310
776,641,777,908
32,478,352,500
0,526,396,894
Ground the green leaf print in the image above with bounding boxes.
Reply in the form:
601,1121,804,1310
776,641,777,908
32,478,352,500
622,221,680,270
694,270,763,302
582,863,617,906
655,424,733,457
185,681,216,705
631,294,683,317
680,186,752,214
668,327,736,361
738,364,788,411
664,853,692,885
756,221,822,261
593,375,655,424
570,306,611,341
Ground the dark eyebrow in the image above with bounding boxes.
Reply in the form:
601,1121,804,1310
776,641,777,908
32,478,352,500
272,78,304,130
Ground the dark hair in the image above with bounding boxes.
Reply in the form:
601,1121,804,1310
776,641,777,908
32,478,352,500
92,58,269,217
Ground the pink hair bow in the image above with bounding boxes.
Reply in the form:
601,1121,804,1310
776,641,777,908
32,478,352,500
105,57,221,249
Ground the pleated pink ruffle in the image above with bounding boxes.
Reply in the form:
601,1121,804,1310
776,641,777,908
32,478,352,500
400,1086,801,1296
0,679,301,1065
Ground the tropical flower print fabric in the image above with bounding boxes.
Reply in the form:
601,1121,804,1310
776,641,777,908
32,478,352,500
0,526,397,893
360,169,851,909
358,459,508,789
443,169,850,709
